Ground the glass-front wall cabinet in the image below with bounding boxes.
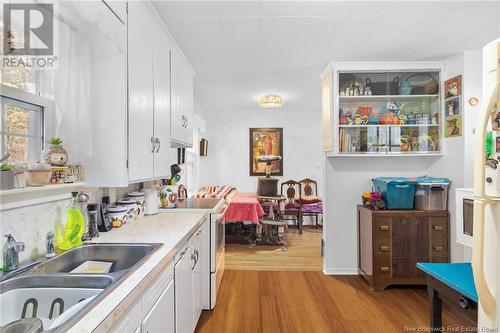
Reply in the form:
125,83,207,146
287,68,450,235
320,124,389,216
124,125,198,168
337,70,441,155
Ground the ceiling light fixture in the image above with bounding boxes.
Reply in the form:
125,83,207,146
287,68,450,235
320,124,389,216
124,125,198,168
259,95,283,108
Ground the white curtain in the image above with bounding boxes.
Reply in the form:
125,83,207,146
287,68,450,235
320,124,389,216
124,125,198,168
38,5,91,165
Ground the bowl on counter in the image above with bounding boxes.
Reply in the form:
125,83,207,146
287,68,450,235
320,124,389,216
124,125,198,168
25,165,52,187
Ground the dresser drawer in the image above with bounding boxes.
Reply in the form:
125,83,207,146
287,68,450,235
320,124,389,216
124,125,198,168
373,219,391,237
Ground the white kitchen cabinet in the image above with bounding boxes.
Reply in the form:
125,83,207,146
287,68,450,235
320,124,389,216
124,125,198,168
192,228,204,328
80,1,194,186
175,242,195,333
109,299,142,333
76,0,128,187
174,220,207,333
128,1,155,183
153,23,173,178
141,280,175,333
128,2,176,182
171,47,194,148
102,0,127,23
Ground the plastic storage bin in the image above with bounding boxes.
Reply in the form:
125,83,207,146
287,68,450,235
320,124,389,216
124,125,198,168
414,177,450,211
372,177,416,210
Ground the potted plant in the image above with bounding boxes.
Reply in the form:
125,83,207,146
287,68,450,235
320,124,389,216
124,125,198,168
41,137,68,166
0,164,15,190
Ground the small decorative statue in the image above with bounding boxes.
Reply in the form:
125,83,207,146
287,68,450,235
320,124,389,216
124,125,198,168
41,137,68,166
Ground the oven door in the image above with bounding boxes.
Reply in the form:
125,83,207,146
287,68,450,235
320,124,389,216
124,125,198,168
211,205,227,272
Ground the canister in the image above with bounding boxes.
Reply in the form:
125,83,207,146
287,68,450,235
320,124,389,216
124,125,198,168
116,199,139,222
127,191,145,218
107,205,128,228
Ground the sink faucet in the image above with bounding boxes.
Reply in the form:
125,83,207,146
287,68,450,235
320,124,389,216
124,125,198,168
45,232,56,258
3,234,25,271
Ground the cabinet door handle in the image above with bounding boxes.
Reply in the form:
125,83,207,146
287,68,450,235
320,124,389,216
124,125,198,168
191,249,199,270
379,245,389,252
155,138,161,153
151,136,156,153
379,225,389,231
191,253,196,270
433,225,444,231
433,246,444,252
380,266,390,273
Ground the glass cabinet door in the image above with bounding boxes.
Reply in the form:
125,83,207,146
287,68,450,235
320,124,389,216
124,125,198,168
337,70,441,155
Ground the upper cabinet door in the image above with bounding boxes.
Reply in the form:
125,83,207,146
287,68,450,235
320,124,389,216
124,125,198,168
183,67,194,146
102,0,127,24
128,1,154,183
76,0,128,187
153,23,173,179
171,48,194,147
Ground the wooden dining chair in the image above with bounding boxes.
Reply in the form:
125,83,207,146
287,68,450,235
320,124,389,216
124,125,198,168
298,178,323,228
280,180,303,234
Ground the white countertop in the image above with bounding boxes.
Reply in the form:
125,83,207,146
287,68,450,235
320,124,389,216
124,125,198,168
67,211,207,333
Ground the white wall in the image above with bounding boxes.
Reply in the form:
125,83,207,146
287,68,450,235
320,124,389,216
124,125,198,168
199,107,323,194
324,157,441,274
323,53,483,274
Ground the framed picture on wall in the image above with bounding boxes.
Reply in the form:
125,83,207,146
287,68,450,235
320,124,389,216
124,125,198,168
249,128,283,176
444,75,463,138
444,75,462,99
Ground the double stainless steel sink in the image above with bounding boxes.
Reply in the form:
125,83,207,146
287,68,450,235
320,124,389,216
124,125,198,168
0,243,160,333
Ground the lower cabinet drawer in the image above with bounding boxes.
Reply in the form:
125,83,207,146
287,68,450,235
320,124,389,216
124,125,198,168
143,264,174,315
109,300,142,333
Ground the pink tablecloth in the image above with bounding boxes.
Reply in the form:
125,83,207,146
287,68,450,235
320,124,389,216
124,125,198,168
224,192,264,224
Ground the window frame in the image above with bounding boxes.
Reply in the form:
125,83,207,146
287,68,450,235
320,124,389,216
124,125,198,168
0,84,54,163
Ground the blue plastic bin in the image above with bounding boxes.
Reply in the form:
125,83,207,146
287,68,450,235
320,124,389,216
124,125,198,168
372,177,416,209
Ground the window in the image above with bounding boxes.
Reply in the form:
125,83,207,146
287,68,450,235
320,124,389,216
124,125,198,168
1,97,43,164
185,128,201,195
0,85,51,164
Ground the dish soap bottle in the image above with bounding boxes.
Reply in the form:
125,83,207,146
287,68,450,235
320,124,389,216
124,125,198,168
57,192,85,251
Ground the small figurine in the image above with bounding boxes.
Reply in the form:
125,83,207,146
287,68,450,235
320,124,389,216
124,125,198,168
346,111,353,125
354,114,363,125
399,114,407,125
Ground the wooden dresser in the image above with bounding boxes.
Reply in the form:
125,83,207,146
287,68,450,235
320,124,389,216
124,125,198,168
357,205,449,291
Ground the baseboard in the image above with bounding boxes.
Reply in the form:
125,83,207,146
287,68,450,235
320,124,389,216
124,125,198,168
323,267,358,275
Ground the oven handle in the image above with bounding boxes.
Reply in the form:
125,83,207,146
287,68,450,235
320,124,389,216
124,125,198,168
215,204,228,223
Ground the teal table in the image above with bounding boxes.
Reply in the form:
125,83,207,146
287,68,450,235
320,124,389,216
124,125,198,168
417,263,477,329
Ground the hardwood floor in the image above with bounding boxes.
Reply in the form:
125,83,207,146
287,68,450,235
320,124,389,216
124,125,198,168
196,270,465,333
225,226,323,271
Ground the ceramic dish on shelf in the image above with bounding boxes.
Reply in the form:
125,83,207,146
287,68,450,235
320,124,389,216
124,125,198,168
25,163,52,186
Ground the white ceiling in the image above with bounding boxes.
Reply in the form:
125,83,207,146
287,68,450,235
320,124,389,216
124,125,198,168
152,1,500,113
